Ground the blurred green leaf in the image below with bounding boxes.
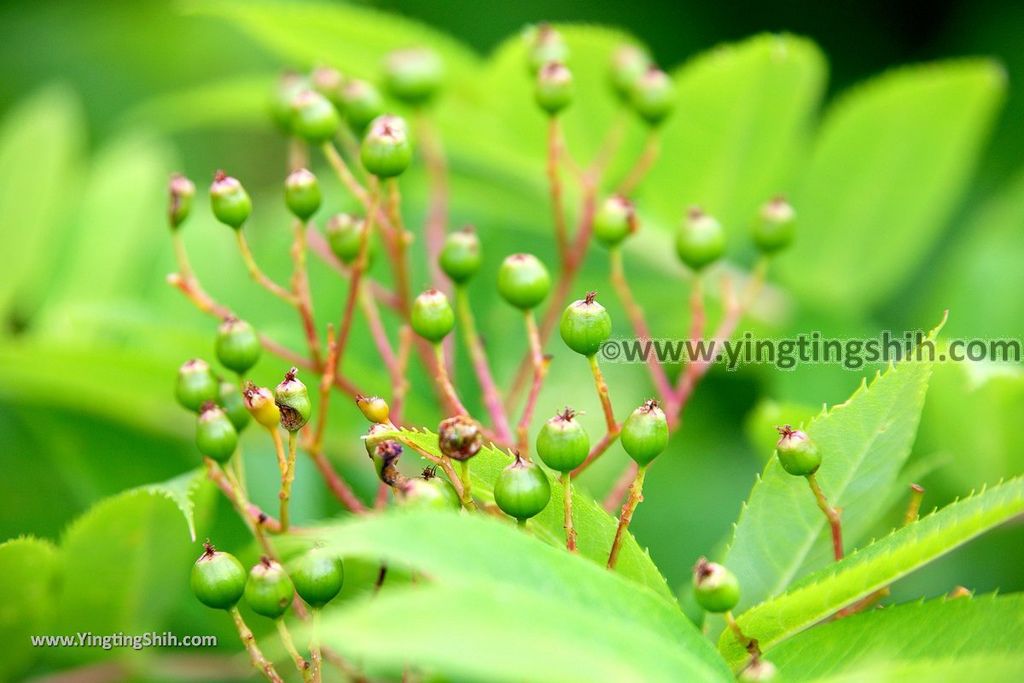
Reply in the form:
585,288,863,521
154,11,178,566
0,537,60,680
122,74,274,132
142,468,208,542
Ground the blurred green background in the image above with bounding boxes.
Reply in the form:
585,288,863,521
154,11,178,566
1,0,1022,680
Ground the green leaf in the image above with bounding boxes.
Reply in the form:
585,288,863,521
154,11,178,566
141,468,208,541
769,593,1024,681
307,509,731,681
387,428,673,599
782,60,1005,313
720,476,1024,666
122,74,274,132
0,537,60,680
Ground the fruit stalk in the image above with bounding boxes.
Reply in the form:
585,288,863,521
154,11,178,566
547,117,570,261
276,619,311,682
289,218,323,367
455,286,511,443
806,473,844,560
615,130,661,195
587,354,617,431
607,463,647,569
433,342,468,416
279,431,299,531
414,110,450,292
562,472,577,551
235,230,299,305
229,607,284,683
517,310,549,453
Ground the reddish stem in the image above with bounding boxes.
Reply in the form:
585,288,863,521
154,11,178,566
607,464,647,569
615,131,661,196
415,111,450,293
455,286,512,444
516,310,549,454
547,117,570,262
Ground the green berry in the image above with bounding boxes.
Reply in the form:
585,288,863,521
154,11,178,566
775,425,821,476
360,115,412,178
497,253,551,310
494,454,551,521
535,61,573,115
536,408,590,472
411,289,455,343
382,47,443,105
325,213,375,267
438,415,483,462
284,168,322,221
209,171,252,230
559,291,612,357
399,473,461,511
439,227,482,284
290,89,341,144
269,71,309,133
620,399,669,466
593,195,637,248
311,66,345,109
215,317,262,375
219,381,251,433
244,382,281,431
191,541,246,610
274,368,311,432
630,67,675,126
176,358,219,412
676,207,726,270
692,557,740,613
244,557,295,619
753,196,796,254
526,24,569,75
196,402,238,463
371,440,404,487
739,659,778,682
290,547,344,608
356,395,390,424
168,173,195,229
340,79,385,132
609,44,651,101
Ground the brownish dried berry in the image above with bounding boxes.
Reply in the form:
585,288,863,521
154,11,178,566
438,415,483,462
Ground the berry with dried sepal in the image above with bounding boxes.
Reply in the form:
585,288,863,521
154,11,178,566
399,472,461,511
269,71,309,133
284,168,322,221
382,47,443,105
676,206,726,270
559,291,612,357
593,195,637,248
372,440,404,487
692,557,740,613
535,61,573,115
168,173,195,229
438,415,483,462
274,368,311,432
290,89,341,144
244,382,281,430
191,541,246,610
209,171,252,230
290,547,345,608
356,395,390,424
341,79,385,132
411,289,455,343
630,66,675,126
311,65,345,109
526,23,569,75
439,226,482,284
609,44,651,100
775,425,821,476
176,359,219,412
219,381,250,433
621,399,669,466
497,253,551,310
754,196,796,254
536,407,589,472
361,114,412,178
325,213,374,267
494,453,551,521
244,557,295,619
215,317,262,375
739,658,778,682
196,402,238,463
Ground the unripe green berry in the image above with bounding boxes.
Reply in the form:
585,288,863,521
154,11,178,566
593,195,637,248
361,115,412,178
371,440,404,487
739,659,778,682
275,368,311,432
290,547,344,608
325,213,375,267
535,61,573,115
311,66,345,109
494,453,551,521
290,89,341,144
209,171,252,230
692,557,740,613
355,395,390,424
168,173,195,229
526,24,569,75
676,207,726,270
219,381,251,433
411,289,455,342
196,402,238,463
244,557,295,619
497,253,551,310
438,415,483,462
399,473,461,511
559,291,612,357
383,47,443,105
609,44,651,101
620,399,669,466
215,317,262,375
244,382,281,431
439,226,482,284
191,542,246,610
775,425,821,476
631,67,675,126
176,358,219,412
340,79,385,132
284,168,322,220
753,196,796,254
269,71,309,133
536,407,589,472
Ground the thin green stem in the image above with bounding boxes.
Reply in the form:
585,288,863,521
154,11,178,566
460,460,473,507
235,231,298,305
229,607,284,683
562,471,577,552
276,619,311,682
310,608,323,683
607,464,647,569
587,354,617,432
517,309,548,454
807,473,843,560
280,431,299,532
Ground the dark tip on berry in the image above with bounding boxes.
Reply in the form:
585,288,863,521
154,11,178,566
259,555,273,569
459,224,476,235
557,406,577,422
202,539,216,557
911,483,925,493
693,556,713,580
199,401,218,415
641,398,660,412
512,450,527,467
584,291,597,305
776,424,797,438
421,465,438,480
214,169,228,183
687,205,705,221
257,513,268,524
284,367,298,382
243,381,258,400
